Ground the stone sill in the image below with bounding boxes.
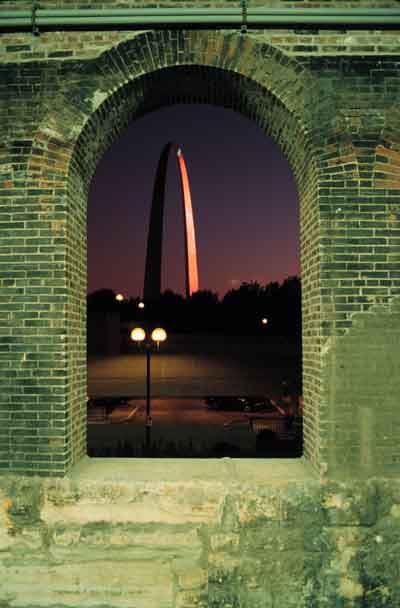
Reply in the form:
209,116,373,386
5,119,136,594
67,455,317,485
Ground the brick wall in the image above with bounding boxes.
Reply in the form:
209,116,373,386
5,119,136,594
2,2,400,64
0,7,399,480
1,6,400,608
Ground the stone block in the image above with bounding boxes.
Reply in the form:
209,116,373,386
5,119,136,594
321,481,378,526
41,481,224,525
1,559,174,607
173,562,207,591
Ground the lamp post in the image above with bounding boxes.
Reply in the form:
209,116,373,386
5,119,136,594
130,326,167,454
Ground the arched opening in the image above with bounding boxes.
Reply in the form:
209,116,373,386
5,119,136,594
69,60,318,466
86,101,302,458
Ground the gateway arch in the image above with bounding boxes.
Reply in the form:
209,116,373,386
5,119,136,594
143,142,199,301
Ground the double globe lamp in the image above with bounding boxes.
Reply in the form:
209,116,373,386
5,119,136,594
130,326,167,453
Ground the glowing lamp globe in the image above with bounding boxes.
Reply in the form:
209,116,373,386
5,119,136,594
116,293,124,302
262,318,268,325
151,328,167,343
130,327,146,342
138,302,145,309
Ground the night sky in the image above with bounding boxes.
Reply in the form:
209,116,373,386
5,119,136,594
88,103,300,300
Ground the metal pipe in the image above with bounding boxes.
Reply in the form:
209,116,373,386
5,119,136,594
1,7,400,32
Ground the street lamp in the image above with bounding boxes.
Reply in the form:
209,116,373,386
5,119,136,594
130,326,167,454
115,293,124,302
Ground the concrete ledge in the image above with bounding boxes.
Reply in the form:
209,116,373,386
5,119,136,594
67,455,316,484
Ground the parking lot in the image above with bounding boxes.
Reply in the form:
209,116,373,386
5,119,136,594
87,334,302,397
87,396,302,457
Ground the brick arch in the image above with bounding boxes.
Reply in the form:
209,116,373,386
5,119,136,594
95,29,314,128
33,30,325,179
72,65,311,186
372,106,400,191
27,30,332,474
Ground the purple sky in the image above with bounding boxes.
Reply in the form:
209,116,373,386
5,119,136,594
88,104,299,299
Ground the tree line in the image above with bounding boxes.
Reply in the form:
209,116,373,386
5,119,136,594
87,275,301,337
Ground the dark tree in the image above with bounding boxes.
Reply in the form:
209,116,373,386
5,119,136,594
221,281,265,334
87,275,301,336
276,276,301,337
87,289,119,312
154,290,188,332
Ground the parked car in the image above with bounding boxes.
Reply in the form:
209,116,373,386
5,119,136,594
205,395,281,414
242,396,278,413
87,396,129,416
205,396,247,411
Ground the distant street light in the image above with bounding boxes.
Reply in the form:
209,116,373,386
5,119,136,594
130,326,167,453
262,317,268,325
115,293,124,302
138,301,145,309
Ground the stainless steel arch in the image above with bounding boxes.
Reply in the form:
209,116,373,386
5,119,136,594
143,142,199,301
